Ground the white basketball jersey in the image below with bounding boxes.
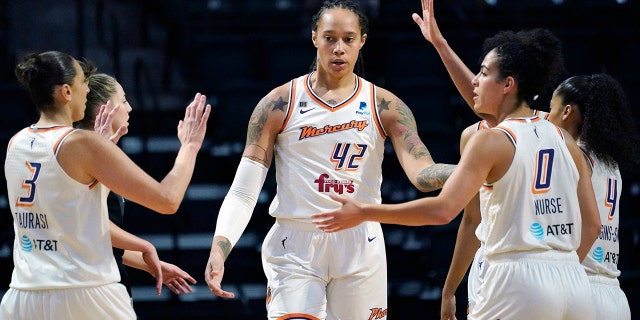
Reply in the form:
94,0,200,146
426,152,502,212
581,151,622,278
269,74,386,220
478,116,581,257
5,125,119,289
472,109,549,243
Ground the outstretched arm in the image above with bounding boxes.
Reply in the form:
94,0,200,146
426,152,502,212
205,85,287,298
313,129,509,230
59,93,211,214
376,87,455,192
413,0,476,109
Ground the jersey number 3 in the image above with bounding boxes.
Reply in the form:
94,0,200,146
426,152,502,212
16,161,42,207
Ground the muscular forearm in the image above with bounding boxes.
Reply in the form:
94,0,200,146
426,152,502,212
416,163,456,192
123,250,150,273
156,144,200,213
110,222,154,253
210,235,233,261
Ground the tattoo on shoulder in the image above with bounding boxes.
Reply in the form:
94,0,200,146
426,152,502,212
216,238,232,260
378,98,391,113
247,96,287,145
271,96,288,112
417,163,456,192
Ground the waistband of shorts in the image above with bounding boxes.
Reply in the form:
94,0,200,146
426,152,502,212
587,273,620,286
486,250,579,264
275,218,324,232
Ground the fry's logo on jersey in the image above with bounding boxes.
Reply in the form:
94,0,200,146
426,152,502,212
314,173,355,194
298,120,368,140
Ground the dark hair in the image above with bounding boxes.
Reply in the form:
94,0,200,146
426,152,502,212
14,51,78,113
310,0,368,76
75,73,119,130
555,74,640,170
481,28,565,107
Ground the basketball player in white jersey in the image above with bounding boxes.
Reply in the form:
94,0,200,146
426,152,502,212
204,1,455,319
79,70,197,297
412,1,638,318
311,23,603,320
548,74,638,320
2,51,210,319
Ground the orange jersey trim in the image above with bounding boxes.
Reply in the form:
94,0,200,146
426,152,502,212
52,128,76,154
280,78,297,132
303,74,363,112
277,314,320,320
370,83,387,139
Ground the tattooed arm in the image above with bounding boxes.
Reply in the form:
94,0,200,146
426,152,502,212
205,84,289,298
376,87,455,192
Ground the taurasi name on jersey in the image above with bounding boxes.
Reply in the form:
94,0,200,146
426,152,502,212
14,212,49,229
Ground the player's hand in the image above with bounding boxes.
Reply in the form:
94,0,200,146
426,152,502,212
177,93,211,149
157,261,197,295
141,246,163,296
311,194,367,232
440,292,457,320
412,0,445,47
205,237,235,298
94,100,128,144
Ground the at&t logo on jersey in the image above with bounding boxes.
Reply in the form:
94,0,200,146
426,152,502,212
592,246,604,263
530,222,575,240
20,234,58,252
530,222,545,239
591,246,619,265
20,235,33,252
314,173,355,194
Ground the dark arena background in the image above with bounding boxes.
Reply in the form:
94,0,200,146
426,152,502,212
1,0,639,319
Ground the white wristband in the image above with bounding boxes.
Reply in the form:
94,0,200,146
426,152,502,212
213,157,268,247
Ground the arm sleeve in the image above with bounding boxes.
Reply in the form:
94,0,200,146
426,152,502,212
213,157,268,247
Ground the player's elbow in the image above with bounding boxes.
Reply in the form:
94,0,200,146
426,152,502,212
153,196,182,214
428,209,460,225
